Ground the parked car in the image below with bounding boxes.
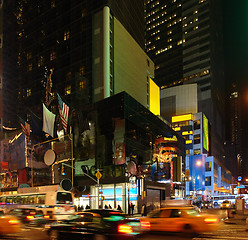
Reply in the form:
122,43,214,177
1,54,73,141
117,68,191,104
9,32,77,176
142,206,220,236
8,207,50,226
220,200,232,209
45,209,150,240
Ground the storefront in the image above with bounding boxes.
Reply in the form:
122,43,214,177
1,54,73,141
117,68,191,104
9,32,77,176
74,182,138,214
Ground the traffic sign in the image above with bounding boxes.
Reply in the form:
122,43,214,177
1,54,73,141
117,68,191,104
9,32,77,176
237,185,245,188
95,170,102,179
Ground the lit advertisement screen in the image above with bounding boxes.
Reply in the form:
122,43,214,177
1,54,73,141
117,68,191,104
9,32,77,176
203,114,209,152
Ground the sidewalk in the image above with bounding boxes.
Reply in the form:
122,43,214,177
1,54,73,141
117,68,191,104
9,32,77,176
224,212,248,225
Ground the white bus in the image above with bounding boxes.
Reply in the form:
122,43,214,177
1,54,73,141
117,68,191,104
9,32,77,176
0,185,75,220
211,195,236,206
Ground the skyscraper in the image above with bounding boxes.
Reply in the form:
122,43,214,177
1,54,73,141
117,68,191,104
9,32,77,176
0,1,18,130
145,0,226,164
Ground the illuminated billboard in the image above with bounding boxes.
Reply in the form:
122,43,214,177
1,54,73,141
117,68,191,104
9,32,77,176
149,78,160,116
203,114,209,152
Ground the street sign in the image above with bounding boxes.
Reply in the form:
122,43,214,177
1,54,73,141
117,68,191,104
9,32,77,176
95,170,102,179
237,185,245,188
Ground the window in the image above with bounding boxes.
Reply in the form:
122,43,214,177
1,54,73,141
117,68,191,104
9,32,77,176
27,63,32,71
194,134,200,144
66,72,71,81
82,8,87,17
38,56,43,67
64,30,70,41
27,113,30,122
50,50,56,61
27,52,32,60
57,192,73,204
79,80,85,90
194,120,200,130
194,149,201,154
205,162,211,171
65,85,71,95
79,66,85,75
51,0,55,8
170,209,182,218
205,176,211,186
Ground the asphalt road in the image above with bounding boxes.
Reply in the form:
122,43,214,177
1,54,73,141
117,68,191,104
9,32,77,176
3,208,248,240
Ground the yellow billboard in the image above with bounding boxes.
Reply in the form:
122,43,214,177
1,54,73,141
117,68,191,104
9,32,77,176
149,78,160,116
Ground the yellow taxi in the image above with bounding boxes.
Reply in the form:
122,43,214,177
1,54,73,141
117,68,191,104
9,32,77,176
141,205,220,234
220,200,232,209
0,214,21,235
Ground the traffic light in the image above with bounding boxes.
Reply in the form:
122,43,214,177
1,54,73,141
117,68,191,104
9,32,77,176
61,165,65,175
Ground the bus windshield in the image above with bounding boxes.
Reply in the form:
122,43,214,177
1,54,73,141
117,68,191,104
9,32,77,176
56,192,73,204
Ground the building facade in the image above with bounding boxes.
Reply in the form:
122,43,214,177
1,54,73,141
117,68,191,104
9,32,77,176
145,0,226,167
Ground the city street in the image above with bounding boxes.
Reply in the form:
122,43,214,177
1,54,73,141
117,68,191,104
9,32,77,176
3,208,247,240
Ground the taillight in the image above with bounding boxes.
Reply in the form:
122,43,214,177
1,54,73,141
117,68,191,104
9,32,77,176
26,215,35,221
140,220,151,229
44,215,50,219
118,224,133,234
8,219,19,225
204,217,219,224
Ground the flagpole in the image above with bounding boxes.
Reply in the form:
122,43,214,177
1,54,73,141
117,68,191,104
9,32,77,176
69,132,74,186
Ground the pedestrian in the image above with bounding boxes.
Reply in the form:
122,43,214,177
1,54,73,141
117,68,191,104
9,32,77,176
86,205,90,209
117,205,122,212
141,204,147,216
108,204,112,209
130,202,134,215
104,204,108,209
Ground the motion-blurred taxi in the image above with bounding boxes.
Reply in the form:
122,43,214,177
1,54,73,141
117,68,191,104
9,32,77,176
0,215,21,235
141,206,220,234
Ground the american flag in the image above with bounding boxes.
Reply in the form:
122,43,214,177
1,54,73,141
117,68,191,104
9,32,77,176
57,93,69,132
19,118,30,142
